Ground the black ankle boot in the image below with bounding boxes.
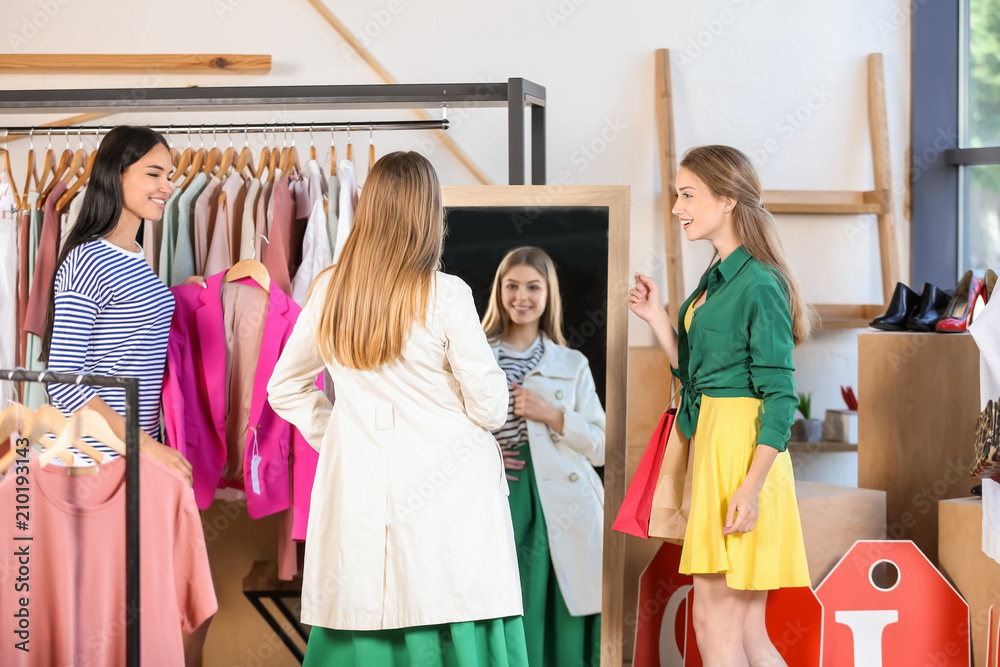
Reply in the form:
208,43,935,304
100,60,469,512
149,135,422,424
906,283,954,331
871,283,920,331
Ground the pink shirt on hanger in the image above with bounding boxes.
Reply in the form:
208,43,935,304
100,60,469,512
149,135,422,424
0,454,217,666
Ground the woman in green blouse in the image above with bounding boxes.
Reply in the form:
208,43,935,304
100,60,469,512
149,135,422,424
629,145,812,665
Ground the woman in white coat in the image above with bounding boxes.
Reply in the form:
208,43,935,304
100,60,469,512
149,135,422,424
267,152,528,666
482,246,606,666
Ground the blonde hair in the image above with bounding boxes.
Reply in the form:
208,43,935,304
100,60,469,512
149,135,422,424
314,151,443,369
482,246,567,346
680,145,815,344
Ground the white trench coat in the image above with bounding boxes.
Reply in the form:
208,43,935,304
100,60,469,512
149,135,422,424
267,272,523,630
493,335,606,616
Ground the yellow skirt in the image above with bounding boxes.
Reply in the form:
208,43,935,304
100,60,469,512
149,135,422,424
678,395,811,590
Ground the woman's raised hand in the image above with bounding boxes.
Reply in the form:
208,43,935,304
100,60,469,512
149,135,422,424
628,272,666,324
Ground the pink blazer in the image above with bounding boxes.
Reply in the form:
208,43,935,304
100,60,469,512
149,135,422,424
161,272,319,538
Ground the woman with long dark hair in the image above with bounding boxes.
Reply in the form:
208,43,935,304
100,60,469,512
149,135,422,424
42,125,196,478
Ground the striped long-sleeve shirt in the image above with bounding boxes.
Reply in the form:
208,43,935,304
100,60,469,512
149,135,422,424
491,336,544,449
47,239,175,458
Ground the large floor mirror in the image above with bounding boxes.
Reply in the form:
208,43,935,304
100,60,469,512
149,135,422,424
441,186,630,667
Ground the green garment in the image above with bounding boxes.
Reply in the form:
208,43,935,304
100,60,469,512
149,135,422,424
508,443,601,666
303,617,529,667
673,244,797,452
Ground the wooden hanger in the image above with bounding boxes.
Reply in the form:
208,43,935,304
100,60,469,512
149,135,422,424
329,143,337,177
21,133,39,209
346,123,354,164
202,147,221,176
40,409,124,467
254,146,270,181
368,124,376,173
224,235,270,292
25,406,88,466
37,148,72,210
0,403,33,445
237,145,254,177
178,148,205,192
0,138,21,214
56,149,97,211
267,144,280,183
171,148,193,183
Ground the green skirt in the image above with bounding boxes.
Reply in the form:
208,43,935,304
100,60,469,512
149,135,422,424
509,443,601,666
303,617,529,666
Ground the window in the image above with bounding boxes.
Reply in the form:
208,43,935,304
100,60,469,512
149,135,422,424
960,0,1000,272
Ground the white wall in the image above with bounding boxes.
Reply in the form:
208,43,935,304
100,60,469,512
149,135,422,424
0,0,911,418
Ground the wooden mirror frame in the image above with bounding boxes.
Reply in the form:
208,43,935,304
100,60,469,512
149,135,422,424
442,185,630,667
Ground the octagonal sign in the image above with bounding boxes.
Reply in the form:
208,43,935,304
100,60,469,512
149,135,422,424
633,542,823,666
815,540,969,667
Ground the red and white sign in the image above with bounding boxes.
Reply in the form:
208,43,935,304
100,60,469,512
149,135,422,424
633,542,822,666
815,540,970,667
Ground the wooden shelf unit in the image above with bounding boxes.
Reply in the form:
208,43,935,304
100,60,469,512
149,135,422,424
655,50,901,329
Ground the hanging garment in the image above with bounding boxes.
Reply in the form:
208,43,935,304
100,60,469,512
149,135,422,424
326,171,340,259
970,295,1000,563
262,174,295,296
0,174,16,409
162,272,318,532
171,172,208,286
157,187,183,286
142,210,162,274
59,184,86,253
193,175,222,276
333,160,359,262
291,160,331,304
204,173,246,276
254,179,273,262
23,181,68,337
16,205,30,367
47,239,175,457
0,454,218,666
290,173,311,280
23,194,45,410
267,271,522,630
238,176,262,261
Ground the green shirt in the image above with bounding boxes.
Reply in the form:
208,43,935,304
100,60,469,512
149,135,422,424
672,245,797,452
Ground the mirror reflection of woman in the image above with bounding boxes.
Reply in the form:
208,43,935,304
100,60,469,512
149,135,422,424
483,247,605,667
630,145,811,665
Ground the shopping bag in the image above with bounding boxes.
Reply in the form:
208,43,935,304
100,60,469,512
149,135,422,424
648,408,692,544
612,408,676,538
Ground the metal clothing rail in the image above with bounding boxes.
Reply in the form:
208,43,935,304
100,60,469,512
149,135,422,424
1,119,450,136
0,79,547,184
0,369,141,667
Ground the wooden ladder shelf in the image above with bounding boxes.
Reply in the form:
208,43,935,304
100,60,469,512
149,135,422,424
656,50,900,329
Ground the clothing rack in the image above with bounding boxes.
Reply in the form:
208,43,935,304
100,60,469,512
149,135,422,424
2,119,449,137
0,368,141,667
0,79,547,184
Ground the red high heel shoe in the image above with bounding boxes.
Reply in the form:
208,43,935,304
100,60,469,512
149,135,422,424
971,268,998,325
937,270,983,332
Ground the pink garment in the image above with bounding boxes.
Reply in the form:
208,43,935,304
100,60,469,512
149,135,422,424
263,176,294,296
0,454,217,665
204,174,246,276
193,175,222,276
161,272,318,537
254,180,273,261
23,181,67,336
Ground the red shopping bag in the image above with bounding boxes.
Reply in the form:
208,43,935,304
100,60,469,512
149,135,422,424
612,408,676,539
